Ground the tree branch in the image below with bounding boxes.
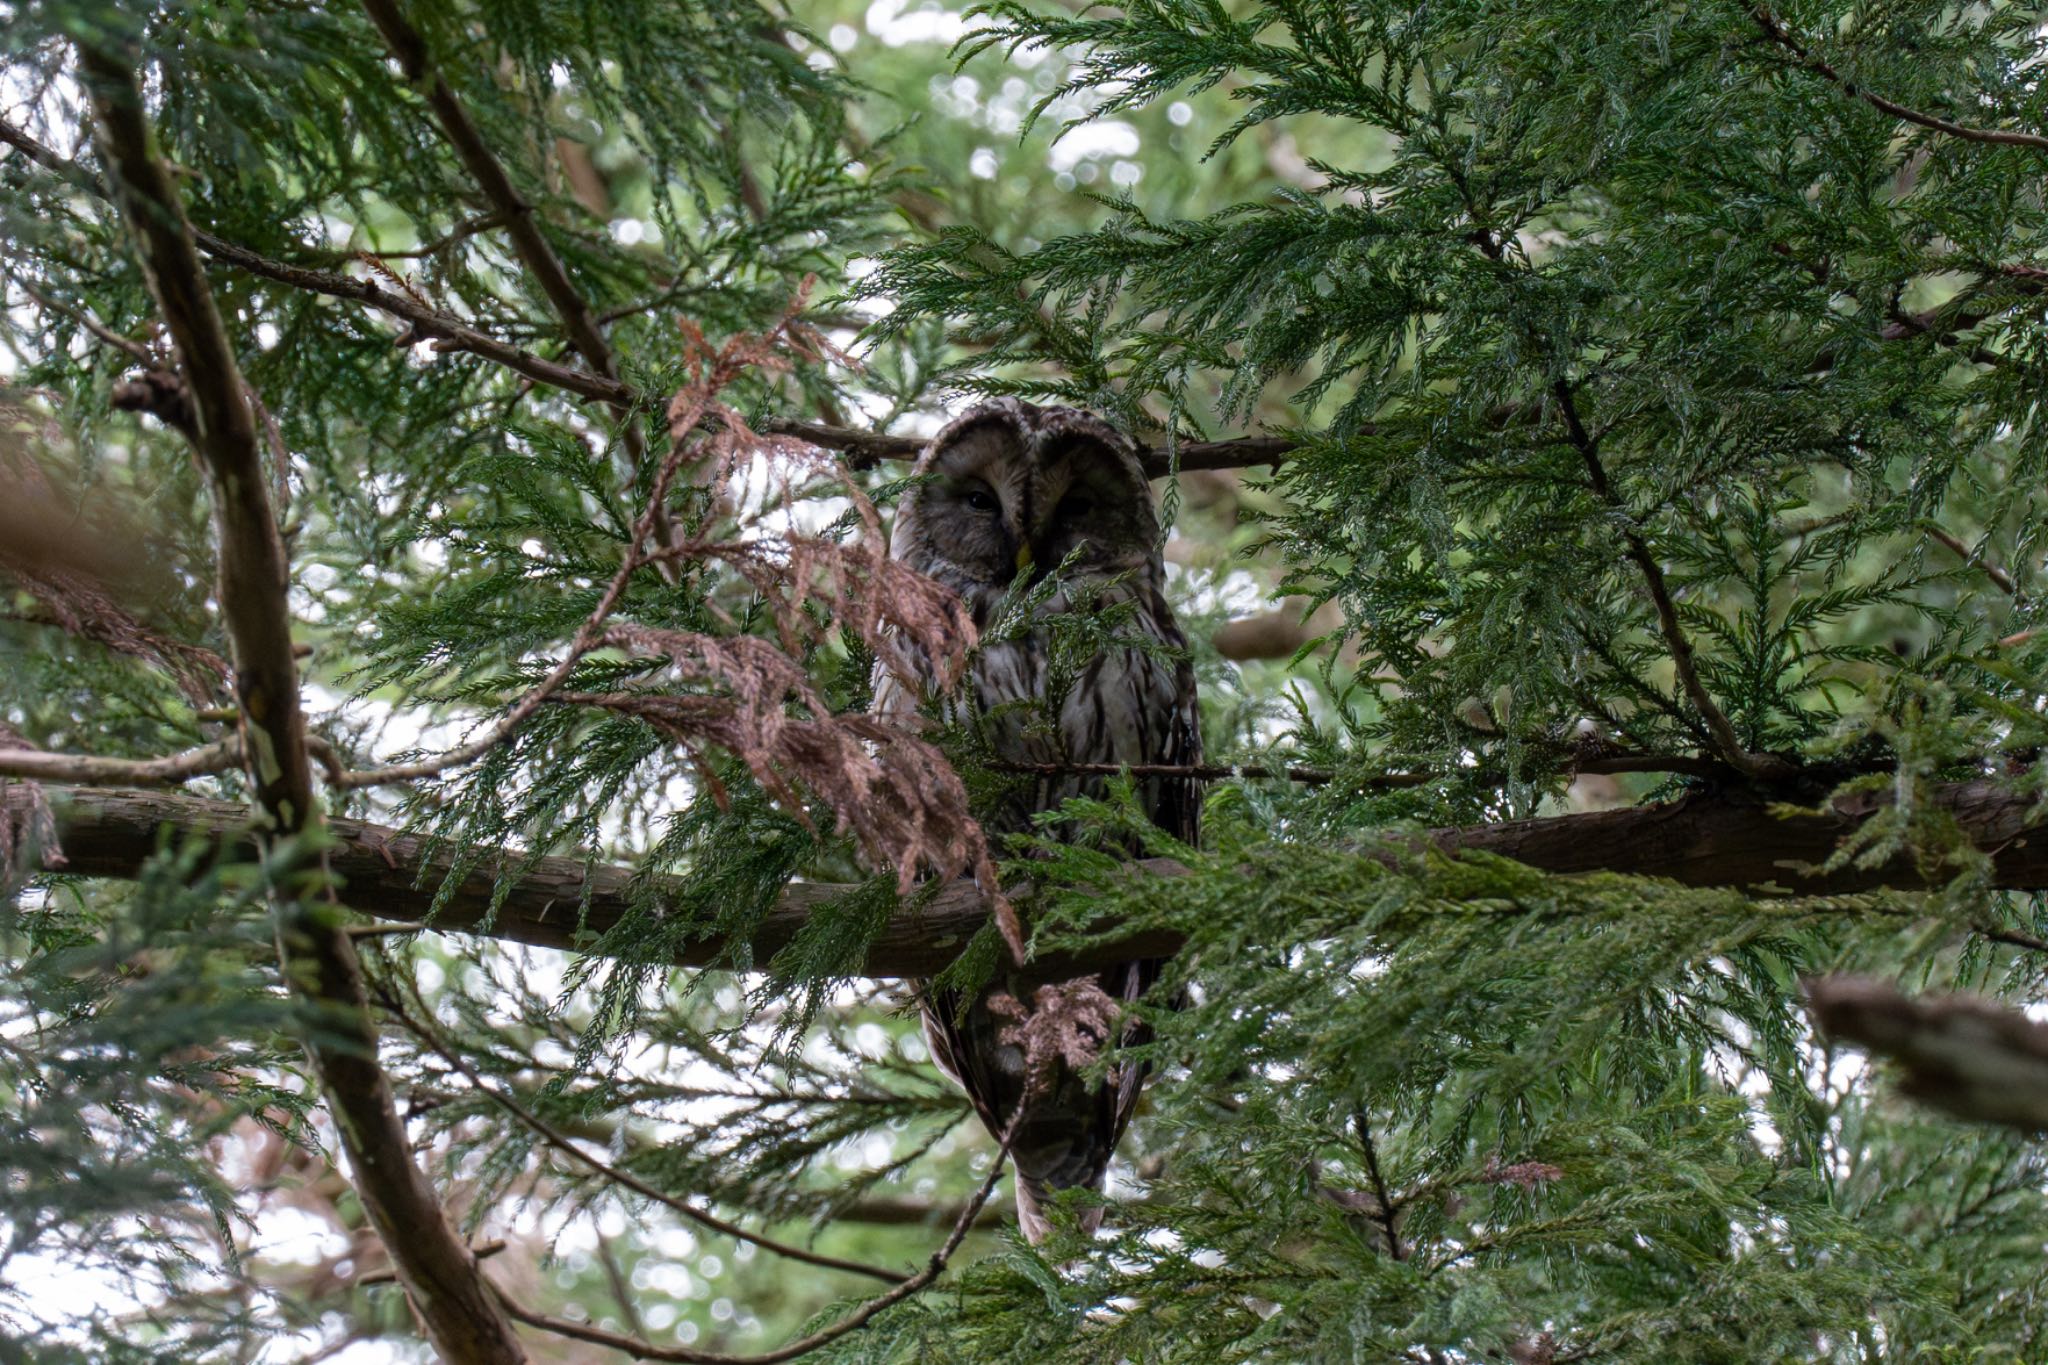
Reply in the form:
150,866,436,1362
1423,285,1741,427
0,739,242,786
383,981,912,1286
34,779,2048,980
1924,521,2020,598
1751,9,2048,154
762,416,1296,479
73,45,526,1364
2,114,629,407
355,0,680,566
198,231,631,403
1804,975,2048,1131
1554,381,1793,781
10,115,1296,480
360,0,612,376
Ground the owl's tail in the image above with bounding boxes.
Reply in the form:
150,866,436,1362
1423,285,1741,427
1013,1170,1106,1247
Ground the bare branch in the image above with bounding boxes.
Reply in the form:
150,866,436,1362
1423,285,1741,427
1751,9,2048,154
1924,521,2019,598
74,43,526,1364
1804,975,2048,1131
0,739,241,786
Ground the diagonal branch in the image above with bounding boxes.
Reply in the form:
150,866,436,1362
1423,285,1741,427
1923,522,2020,598
1751,8,2048,154
353,0,688,561
195,231,630,404
359,0,612,375
4,112,632,405
1805,975,2048,1131
72,43,527,1365
1553,381,1793,781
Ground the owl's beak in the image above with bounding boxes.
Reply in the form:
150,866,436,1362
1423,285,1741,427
1013,542,1034,577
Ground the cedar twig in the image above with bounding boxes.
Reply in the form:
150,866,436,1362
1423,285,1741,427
762,415,1296,479
9,276,156,363
1751,9,2048,154
493,1125,1012,1364
1352,1110,1405,1261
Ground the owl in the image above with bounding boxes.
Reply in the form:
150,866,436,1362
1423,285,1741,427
879,399,1201,1244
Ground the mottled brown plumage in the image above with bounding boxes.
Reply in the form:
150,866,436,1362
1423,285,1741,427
879,399,1200,1243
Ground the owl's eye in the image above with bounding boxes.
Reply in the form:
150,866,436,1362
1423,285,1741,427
965,489,998,513
1060,495,1095,520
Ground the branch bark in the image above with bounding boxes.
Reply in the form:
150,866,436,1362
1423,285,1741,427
762,416,1296,479
1805,975,2048,1131
73,46,527,1364
360,0,612,375
37,779,2048,981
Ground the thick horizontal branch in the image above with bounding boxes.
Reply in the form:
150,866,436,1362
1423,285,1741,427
37,779,2048,979
762,417,1296,479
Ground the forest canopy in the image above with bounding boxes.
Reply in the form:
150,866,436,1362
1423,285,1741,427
4,1,2048,1361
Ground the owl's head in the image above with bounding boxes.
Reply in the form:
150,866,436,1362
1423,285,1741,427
893,400,1158,604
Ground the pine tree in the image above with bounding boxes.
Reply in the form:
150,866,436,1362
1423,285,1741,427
4,1,2048,1361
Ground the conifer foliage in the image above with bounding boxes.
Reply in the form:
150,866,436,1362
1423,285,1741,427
3,1,2048,1361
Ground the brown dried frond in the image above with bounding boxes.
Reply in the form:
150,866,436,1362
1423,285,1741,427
988,980,1123,1106
0,725,62,881
584,624,992,903
1477,1157,1565,1190
679,537,975,696
555,291,1017,950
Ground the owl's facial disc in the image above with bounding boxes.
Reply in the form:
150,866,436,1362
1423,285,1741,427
1026,440,1154,579
902,406,1159,602
911,422,1033,587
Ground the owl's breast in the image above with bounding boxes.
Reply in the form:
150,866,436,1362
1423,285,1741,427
965,584,1199,838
